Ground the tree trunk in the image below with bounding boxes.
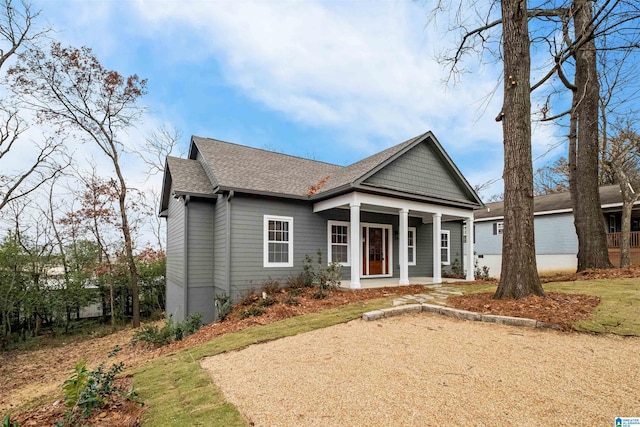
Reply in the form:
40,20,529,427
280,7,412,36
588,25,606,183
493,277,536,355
113,153,140,328
494,0,545,299
572,0,613,271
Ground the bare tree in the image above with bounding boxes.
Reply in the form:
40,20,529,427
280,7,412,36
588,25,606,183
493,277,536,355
9,43,147,327
0,0,62,214
603,123,640,267
533,157,570,195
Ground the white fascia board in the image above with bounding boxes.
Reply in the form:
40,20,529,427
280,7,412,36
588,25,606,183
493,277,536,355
313,191,473,218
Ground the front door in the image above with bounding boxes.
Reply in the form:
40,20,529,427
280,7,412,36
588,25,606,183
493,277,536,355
369,228,384,275
361,225,390,276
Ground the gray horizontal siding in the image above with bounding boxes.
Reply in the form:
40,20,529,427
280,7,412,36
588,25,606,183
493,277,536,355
166,193,185,321
229,196,327,301
365,142,468,201
442,221,463,275
187,201,214,288
213,194,227,293
188,286,216,324
475,221,502,255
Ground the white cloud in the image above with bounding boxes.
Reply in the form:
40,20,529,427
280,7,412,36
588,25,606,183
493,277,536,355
130,0,506,155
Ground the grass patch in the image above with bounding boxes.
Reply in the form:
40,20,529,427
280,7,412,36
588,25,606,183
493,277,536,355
451,277,640,335
134,298,392,426
543,278,640,335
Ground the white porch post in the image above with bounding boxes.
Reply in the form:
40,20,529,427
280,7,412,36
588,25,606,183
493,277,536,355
432,213,442,284
349,202,361,289
399,208,410,285
465,217,475,281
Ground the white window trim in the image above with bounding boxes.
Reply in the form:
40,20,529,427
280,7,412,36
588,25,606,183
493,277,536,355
441,230,450,265
263,215,294,268
408,227,416,266
327,220,350,266
497,222,504,235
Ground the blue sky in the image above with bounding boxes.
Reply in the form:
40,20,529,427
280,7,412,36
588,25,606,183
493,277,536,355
33,0,568,200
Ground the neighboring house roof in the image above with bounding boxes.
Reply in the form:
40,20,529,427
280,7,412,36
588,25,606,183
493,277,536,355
160,131,483,212
474,184,632,221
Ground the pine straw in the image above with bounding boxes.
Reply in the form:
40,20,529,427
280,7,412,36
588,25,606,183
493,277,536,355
447,292,601,326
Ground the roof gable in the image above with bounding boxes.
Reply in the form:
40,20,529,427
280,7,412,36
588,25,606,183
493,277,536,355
361,139,473,203
159,157,216,212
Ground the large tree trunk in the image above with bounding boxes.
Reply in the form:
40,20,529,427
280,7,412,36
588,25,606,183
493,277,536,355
572,0,613,271
494,0,545,299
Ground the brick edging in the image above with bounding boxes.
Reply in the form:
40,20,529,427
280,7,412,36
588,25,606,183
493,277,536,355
362,303,564,330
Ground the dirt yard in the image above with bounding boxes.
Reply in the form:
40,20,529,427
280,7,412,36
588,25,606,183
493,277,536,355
203,313,640,426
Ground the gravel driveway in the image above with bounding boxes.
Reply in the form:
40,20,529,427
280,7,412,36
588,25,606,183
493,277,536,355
201,313,640,426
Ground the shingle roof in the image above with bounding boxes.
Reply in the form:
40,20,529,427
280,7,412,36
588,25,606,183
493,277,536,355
166,156,216,196
474,185,626,220
190,134,422,198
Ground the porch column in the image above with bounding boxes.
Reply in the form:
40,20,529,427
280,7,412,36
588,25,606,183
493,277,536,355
465,217,475,281
432,213,442,284
399,208,410,285
349,202,361,289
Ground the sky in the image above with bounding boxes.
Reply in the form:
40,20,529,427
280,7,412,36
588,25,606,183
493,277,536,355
7,0,575,247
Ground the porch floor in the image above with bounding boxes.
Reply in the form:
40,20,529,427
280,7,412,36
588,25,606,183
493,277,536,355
340,276,462,289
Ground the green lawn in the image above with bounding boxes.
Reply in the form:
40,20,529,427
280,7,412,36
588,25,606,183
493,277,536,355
135,277,640,426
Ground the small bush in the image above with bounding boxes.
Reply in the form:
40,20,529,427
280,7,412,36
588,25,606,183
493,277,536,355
286,287,303,296
282,295,299,306
258,296,277,307
239,306,266,319
287,271,313,289
311,289,329,299
214,293,232,321
132,314,203,347
261,278,281,295
60,346,131,424
239,289,259,306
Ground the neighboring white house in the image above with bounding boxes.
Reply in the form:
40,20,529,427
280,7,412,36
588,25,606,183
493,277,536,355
474,185,640,277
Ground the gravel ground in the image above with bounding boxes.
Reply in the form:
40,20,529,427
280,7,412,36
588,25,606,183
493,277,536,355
202,313,640,426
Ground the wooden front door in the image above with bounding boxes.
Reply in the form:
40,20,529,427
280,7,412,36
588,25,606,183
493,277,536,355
362,226,390,276
369,227,384,275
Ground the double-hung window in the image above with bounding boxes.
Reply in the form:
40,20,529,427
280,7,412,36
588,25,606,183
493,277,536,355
328,221,350,265
264,215,293,267
408,227,416,266
441,230,450,265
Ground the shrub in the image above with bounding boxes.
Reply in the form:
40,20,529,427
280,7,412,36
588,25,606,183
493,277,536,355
238,289,259,306
443,256,465,279
132,314,203,347
287,271,313,289
282,294,299,306
474,256,491,280
60,346,132,424
261,278,281,295
214,293,232,321
238,306,266,319
258,296,277,308
286,287,303,297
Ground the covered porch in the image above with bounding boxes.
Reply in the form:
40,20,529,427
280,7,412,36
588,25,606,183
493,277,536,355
314,191,475,288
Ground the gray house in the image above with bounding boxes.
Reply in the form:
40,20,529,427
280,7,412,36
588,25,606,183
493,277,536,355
474,184,640,276
160,131,483,322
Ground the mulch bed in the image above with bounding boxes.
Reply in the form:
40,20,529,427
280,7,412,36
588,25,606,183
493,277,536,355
447,292,601,327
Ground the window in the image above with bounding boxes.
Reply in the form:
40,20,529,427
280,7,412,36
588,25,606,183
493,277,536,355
441,230,450,265
609,215,617,233
462,224,467,244
408,227,416,266
328,221,350,265
493,222,504,235
264,215,293,267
